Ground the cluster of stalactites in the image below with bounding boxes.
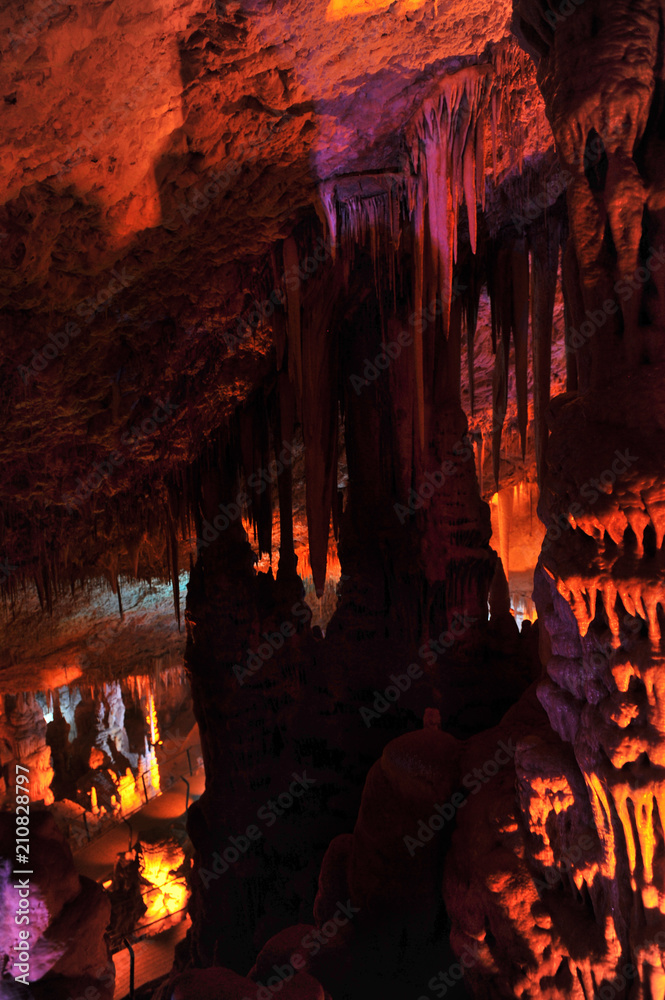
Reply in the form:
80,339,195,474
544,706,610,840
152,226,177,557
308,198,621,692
272,55,566,599
0,500,187,632
270,227,340,596
319,172,406,307
404,66,491,450
313,54,563,496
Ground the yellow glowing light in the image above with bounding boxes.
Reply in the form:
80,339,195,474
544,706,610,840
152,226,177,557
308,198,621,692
296,536,340,583
148,755,161,797
145,693,162,796
139,842,188,927
117,768,143,815
147,691,161,746
520,604,538,624
240,516,341,583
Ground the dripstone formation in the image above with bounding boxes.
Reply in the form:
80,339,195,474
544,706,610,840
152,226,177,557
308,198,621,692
2,1,665,999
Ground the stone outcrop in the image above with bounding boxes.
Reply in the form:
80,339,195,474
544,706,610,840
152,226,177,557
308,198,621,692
0,812,113,999
5,1,665,998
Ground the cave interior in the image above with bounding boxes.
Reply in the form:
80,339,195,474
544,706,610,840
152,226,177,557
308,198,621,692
3,0,665,998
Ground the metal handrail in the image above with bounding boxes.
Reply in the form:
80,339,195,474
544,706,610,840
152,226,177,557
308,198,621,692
69,745,202,852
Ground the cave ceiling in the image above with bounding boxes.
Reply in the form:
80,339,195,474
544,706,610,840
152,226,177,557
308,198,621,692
0,0,553,603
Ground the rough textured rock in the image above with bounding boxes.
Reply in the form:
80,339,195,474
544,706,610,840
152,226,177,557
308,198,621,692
0,811,113,999
7,0,665,998
0,0,553,599
437,4,665,997
162,966,325,1000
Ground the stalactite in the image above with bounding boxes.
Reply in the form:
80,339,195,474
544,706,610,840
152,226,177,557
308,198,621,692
273,370,297,580
300,264,339,596
283,235,303,412
489,244,511,488
530,221,560,484
561,238,584,392
319,184,338,262
486,232,532,485
270,245,288,371
403,65,491,461
490,90,498,180
409,68,489,338
238,399,273,559
460,243,484,417
318,174,405,309
475,119,486,216
168,508,180,631
463,129,478,254
257,406,273,560
512,238,530,459
448,292,463,408
412,184,427,451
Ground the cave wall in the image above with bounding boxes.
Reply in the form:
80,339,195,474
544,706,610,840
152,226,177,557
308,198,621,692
440,3,665,998
7,0,665,997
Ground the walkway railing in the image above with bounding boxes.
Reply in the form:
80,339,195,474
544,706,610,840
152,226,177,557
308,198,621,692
69,742,203,853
